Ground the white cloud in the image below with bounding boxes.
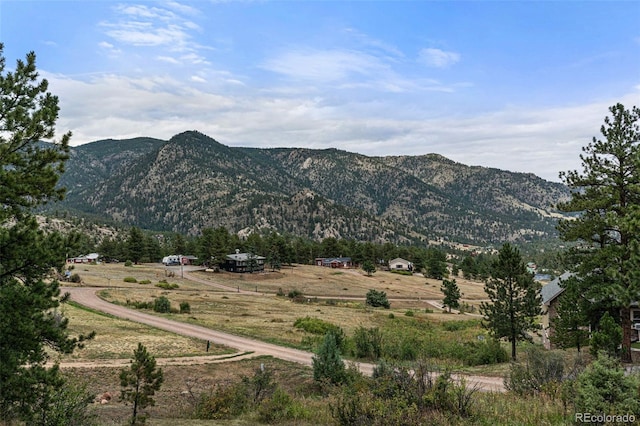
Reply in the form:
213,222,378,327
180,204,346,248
419,48,460,68
262,49,386,82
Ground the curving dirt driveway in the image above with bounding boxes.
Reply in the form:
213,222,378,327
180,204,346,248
64,287,504,392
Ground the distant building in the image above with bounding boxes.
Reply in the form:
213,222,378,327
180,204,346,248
315,257,353,268
162,255,198,266
388,257,413,272
67,253,100,264
223,251,265,273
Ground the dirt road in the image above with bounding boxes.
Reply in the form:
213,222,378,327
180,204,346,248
64,287,505,392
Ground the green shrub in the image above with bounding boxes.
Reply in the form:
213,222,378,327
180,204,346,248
365,289,390,309
138,279,151,285
352,327,382,361
257,387,309,423
195,382,249,420
505,345,565,395
405,310,414,317
313,332,346,385
126,300,153,309
153,296,171,313
573,353,640,416
123,277,137,283
462,339,508,366
69,273,82,283
124,260,133,267
155,282,179,289
32,379,98,426
179,302,191,314
294,316,339,335
442,320,478,332
287,289,302,299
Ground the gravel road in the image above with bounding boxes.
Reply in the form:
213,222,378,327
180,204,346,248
64,286,504,392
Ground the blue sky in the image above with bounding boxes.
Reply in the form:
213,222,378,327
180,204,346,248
1,1,639,181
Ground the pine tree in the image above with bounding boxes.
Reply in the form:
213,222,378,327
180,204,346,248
362,259,376,276
127,227,145,264
441,278,461,313
550,276,590,352
312,332,346,385
480,243,542,361
120,343,164,425
557,103,640,362
0,44,92,422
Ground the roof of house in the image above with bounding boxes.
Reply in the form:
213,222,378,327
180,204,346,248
226,253,266,261
541,272,574,305
389,257,412,265
322,257,351,264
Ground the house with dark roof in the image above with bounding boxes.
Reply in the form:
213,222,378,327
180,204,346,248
541,272,640,349
315,257,353,268
223,251,265,273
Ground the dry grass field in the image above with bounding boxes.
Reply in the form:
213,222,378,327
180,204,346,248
55,263,581,425
58,303,232,360
63,262,489,352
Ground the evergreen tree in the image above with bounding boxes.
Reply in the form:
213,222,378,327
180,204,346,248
171,232,186,255
557,103,640,362
198,228,217,267
362,260,376,276
425,248,447,279
441,278,461,313
120,343,164,425
590,312,623,359
550,276,590,352
480,243,542,360
0,44,92,422
312,332,346,385
127,226,145,264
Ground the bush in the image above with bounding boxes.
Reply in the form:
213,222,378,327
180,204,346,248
505,345,565,395
257,387,310,423
459,339,508,366
195,382,249,420
352,327,382,361
573,352,640,416
69,273,82,283
287,289,302,298
405,310,414,317
33,379,98,426
153,296,171,313
155,280,179,289
138,279,151,285
442,320,478,332
179,302,191,314
124,260,133,267
294,316,342,336
365,289,390,309
390,269,413,276
123,277,137,283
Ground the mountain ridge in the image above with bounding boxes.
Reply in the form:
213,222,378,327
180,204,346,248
55,130,571,244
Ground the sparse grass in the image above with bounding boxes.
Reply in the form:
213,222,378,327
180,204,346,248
59,302,233,360
54,262,618,425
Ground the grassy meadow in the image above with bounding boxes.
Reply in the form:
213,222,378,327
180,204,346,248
58,262,588,425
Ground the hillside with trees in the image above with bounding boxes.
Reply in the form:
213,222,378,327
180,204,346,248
54,131,571,245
